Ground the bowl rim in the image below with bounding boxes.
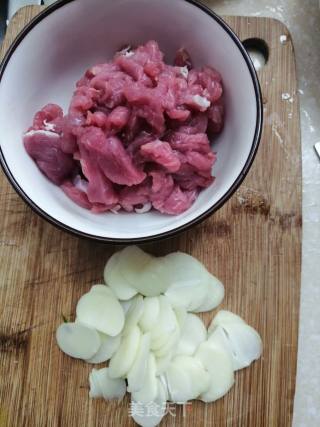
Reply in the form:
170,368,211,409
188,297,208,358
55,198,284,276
0,0,263,244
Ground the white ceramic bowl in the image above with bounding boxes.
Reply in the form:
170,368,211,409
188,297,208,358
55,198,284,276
0,0,262,243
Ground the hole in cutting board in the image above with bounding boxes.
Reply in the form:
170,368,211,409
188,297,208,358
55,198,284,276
242,38,269,71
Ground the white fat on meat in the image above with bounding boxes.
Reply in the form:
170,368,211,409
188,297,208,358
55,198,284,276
43,120,57,132
193,95,211,110
24,129,60,138
180,66,189,79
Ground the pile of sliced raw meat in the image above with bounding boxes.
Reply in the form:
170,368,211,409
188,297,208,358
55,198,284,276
24,41,224,215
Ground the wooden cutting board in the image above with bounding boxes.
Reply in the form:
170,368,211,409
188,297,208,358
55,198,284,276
0,5,301,427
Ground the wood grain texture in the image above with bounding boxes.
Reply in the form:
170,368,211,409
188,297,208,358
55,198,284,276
0,6,301,427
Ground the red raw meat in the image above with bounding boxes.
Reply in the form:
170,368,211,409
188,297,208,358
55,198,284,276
154,185,198,215
80,127,146,186
61,179,92,210
208,100,225,134
168,132,211,154
119,181,151,212
140,140,181,173
32,103,63,131
24,41,225,215
24,130,76,185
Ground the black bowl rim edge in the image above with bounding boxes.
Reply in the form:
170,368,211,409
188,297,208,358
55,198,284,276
0,0,263,244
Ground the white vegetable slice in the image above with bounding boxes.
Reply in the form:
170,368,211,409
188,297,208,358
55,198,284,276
155,350,173,375
86,332,121,364
208,323,263,370
132,258,171,297
121,299,133,315
104,251,137,300
166,355,210,403
195,341,234,402
123,295,144,335
89,284,115,298
88,368,103,398
76,291,125,336
174,313,207,356
118,245,152,281
135,202,152,214
150,296,178,349
119,247,170,297
174,307,187,329
154,327,180,359
56,322,101,360
127,333,151,393
89,368,126,400
109,326,141,379
155,296,178,334
163,252,209,311
208,310,246,334
158,374,169,401
132,353,158,404
207,325,229,351
131,378,167,427
139,297,160,332
150,331,171,352
193,275,225,313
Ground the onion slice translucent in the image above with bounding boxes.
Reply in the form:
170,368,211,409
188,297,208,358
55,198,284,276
56,322,101,360
109,326,141,379
174,314,206,356
104,252,137,301
195,341,234,402
89,368,126,400
76,290,125,336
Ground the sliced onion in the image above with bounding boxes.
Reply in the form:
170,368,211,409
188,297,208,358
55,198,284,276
104,252,137,300
109,326,141,379
174,307,187,329
88,367,102,399
86,332,121,364
150,296,178,349
207,325,230,352
127,333,151,393
208,323,262,371
119,247,170,297
174,313,206,356
123,295,144,335
89,368,126,400
118,246,153,285
150,331,171,352
155,350,173,375
121,298,133,315
132,353,158,404
193,275,225,313
131,378,167,427
154,327,180,359
163,252,209,311
208,310,246,334
135,202,152,214
158,374,169,401
195,341,234,402
90,284,115,298
166,355,210,403
76,290,125,336
139,297,160,332
56,322,101,360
